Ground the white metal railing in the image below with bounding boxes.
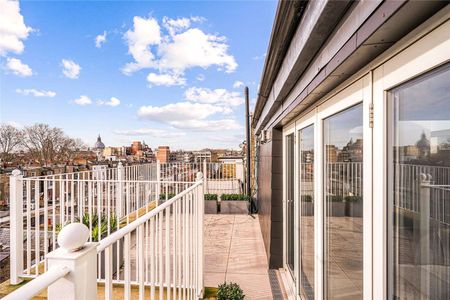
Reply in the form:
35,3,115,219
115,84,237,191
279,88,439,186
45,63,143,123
2,266,70,300
97,175,204,299
8,159,242,284
8,162,194,284
6,173,204,300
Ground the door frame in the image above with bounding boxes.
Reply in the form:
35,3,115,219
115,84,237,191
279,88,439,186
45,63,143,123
283,123,297,298
316,74,373,300
372,20,450,299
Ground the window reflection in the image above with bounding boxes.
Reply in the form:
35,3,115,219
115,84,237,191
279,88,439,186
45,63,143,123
324,104,364,299
299,125,314,299
390,65,450,299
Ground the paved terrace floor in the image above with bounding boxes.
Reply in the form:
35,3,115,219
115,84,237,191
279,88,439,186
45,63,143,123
204,214,273,300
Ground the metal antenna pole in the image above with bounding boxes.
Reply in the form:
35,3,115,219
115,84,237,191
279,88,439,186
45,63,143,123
245,87,251,213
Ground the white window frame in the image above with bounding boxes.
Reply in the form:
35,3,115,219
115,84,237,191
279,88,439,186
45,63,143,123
372,19,450,299
283,123,297,299
295,111,316,300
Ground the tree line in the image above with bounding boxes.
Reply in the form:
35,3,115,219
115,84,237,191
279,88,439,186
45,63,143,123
0,123,86,167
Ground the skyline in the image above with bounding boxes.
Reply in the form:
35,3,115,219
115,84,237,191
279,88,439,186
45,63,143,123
0,0,277,150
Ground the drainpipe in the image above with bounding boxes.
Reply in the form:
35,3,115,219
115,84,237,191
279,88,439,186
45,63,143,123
245,87,251,214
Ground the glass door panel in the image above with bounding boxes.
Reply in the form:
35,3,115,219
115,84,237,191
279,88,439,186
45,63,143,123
389,65,450,299
299,125,315,299
324,104,364,299
286,133,295,273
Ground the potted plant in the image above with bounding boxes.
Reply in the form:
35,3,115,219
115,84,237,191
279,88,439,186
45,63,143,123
327,195,345,217
344,195,363,217
220,194,248,214
217,282,245,300
204,193,218,214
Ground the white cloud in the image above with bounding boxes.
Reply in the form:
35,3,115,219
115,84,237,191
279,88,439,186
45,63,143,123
61,59,81,79
0,0,32,56
122,16,161,74
95,31,107,48
233,81,244,89
185,87,244,107
73,95,92,106
5,57,32,76
114,128,186,138
147,72,186,87
16,88,56,97
137,101,241,132
122,15,237,82
158,28,237,73
138,102,227,122
97,97,120,107
169,119,242,131
196,74,205,81
253,52,266,60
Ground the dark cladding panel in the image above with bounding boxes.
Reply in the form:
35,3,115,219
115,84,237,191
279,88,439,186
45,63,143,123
258,128,283,269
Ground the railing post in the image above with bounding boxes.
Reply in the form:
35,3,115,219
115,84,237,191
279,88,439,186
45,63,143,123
46,243,98,300
156,160,161,205
10,169,24,284
196,172,204,298
203,159,208,194
117,162,124,217
419,173,431,297
47,223,97,300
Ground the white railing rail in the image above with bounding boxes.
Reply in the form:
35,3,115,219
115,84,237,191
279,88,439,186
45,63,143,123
6,173,204,300
8,163,195,284
98,173,204,299
2,266,70,300
9,159,242,284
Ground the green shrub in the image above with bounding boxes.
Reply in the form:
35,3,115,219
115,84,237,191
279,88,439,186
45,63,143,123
217,282,245,300
204,193,218,201
159,193,176,200
301,195,313,202
220,194,249,201
344,195,362,203
327,195,343,202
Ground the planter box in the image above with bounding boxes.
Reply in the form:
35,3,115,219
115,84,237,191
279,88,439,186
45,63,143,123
205,200,218,214
301,202,314,216
99,237,124,278
346,202,363,217
329,202,346,217
220,200,248,214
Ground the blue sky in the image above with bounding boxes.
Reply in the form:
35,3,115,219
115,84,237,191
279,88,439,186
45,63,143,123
0,0,277,150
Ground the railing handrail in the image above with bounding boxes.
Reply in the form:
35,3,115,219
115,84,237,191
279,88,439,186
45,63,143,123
20,178,193,184
2,266,70,300
97,180,202,252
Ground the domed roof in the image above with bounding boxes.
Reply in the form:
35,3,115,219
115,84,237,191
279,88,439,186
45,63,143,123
94,134,105,150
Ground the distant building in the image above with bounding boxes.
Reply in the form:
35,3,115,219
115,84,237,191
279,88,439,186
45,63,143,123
93,135,106,160
156,146,170,163
131,141,143,155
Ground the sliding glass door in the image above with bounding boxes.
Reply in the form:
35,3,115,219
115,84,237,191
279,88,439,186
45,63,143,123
324,104,364,299
286,133,295,274
299,125,315,299
389,65,450,299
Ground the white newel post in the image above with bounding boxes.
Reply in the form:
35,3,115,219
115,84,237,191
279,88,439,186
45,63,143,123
47,223,97,300
10,169,24,284
202,159,208,194
117,162,124,217
196,172,204,298
156,160,161,205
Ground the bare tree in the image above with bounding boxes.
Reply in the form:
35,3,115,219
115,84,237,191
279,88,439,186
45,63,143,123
0,124,24,162
22,124,83,166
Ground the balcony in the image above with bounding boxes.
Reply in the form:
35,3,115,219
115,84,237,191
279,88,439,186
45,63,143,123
1,161,276,300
